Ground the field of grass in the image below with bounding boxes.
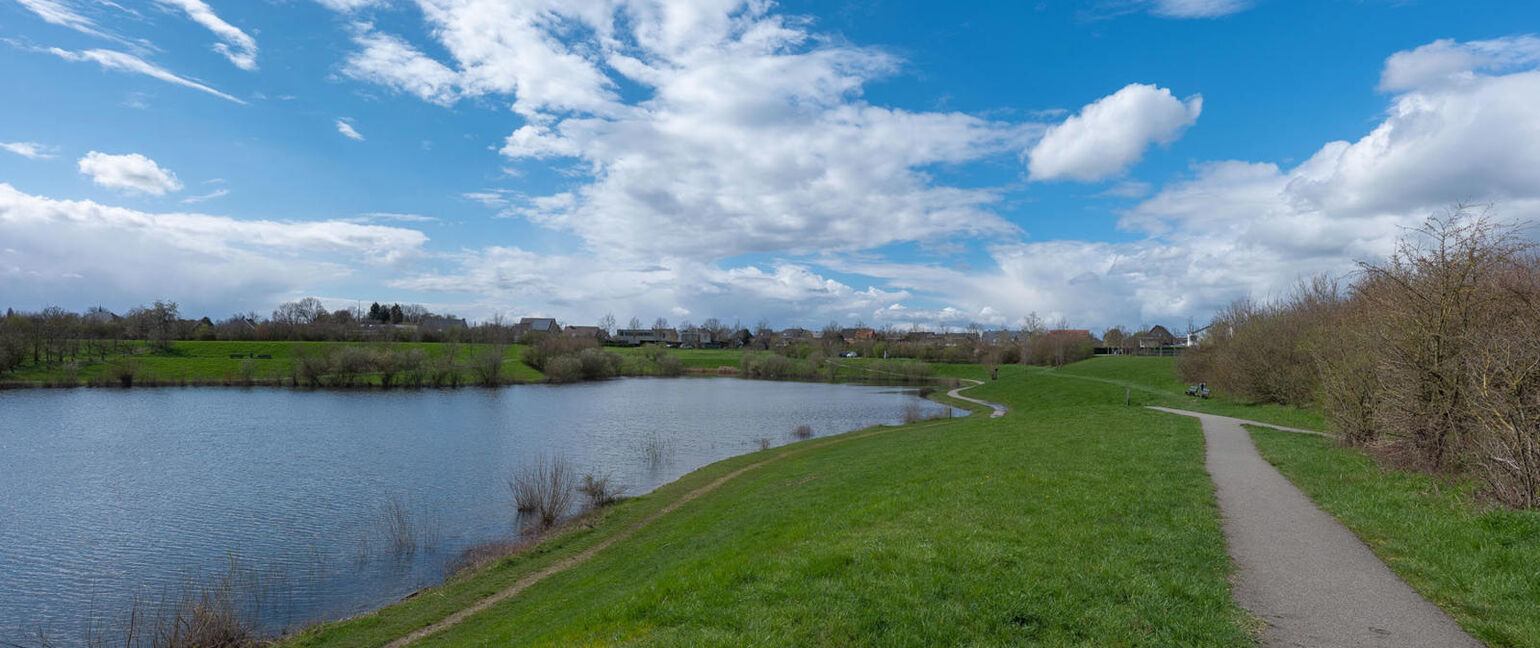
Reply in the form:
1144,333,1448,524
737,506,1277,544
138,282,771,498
1249,426,1540,647
1,340,545,385
1053,357,1325,430
287,365,1255,647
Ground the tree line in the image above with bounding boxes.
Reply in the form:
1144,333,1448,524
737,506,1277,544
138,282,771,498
1180,207,1540,509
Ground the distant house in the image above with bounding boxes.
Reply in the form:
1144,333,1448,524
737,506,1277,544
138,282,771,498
1136,325,1177,349
519,317,559,333
904,331,939,343
679,327,713,348
982,330,1019,344
562,325,608,342
840,327,876,343
420,316,468,333
614,328,665,346
1047,329,1096,343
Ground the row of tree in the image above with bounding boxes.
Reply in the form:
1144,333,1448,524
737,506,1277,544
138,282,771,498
1180,208,1540,508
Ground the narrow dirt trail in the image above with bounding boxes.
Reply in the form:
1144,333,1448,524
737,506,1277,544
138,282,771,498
1148,407,1485,648
948,379,1007,418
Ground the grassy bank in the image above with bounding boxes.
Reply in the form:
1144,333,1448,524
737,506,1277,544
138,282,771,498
287,363,1254,647
1249,426,1540,647
1053,356,1325,430
0,340,546,386
2,341,967,388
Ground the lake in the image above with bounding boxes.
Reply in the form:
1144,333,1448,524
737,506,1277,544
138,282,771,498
0,378,957,642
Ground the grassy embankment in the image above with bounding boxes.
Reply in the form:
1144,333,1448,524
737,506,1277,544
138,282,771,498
1050,356,1325,430
287,363,1256,647
0,340,546,386
1250,427,1539,647
4,342,956,387
1069,356,1538,646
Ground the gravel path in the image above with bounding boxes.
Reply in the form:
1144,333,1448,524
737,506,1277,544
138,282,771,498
949,379,1007,418
1148,407,1484,648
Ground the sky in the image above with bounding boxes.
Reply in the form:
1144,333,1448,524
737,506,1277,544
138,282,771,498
3,0,1540,331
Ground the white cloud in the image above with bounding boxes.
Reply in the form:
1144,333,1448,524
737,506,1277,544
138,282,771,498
77,151,184,196
43,47,245,103
15,0,118,41
335,119,365,141
314,0,385,11
1,141,57,159
1379,35,1540,92
1149,0,1252,18
181,188,229,204
1027,83,1202,182
341,26,463,106
155,0,258,70
349,212,439,223
0,183,429,313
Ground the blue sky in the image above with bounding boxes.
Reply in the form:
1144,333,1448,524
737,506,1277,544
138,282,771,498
4,0,1540,331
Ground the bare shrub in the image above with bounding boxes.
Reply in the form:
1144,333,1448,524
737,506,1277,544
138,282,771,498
543,355,583,383
326,346,374,387
469,345,505,387
903,402,929,424
756,437,772,451
509,456,576,530
109,358,141,388
381,494,417,556
657,354,684,377
792,424,814,440
235,359,257,386
1359,209,1530,470
577,473,627,509
633,432,673,468
575,347,623,380
59,558,266,648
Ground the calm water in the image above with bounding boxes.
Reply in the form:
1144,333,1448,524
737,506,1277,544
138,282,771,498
0,378,955,641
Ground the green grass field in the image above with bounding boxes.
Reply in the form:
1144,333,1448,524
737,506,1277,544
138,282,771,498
1249,426,1540,647
1,340,546,385
1053,357,1325,430
287,362,1256,647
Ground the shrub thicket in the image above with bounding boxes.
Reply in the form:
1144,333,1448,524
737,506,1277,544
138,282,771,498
1181,208,1540,507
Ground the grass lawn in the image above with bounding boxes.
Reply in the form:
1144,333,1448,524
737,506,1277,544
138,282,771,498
1249,426,1540,648
1052,357,1325,431
286,366,1255,647
2,340,545,385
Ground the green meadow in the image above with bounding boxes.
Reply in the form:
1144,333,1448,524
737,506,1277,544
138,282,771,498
289,363,1257,647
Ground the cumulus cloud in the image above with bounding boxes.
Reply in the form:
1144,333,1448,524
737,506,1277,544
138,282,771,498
155,0,258,70
388,247,907,327
331,1,1040,259
43,47,245,103
1,141,57,159
0,184,429,312
1027,83,1202,182
335,119,365,141
77,151,184,196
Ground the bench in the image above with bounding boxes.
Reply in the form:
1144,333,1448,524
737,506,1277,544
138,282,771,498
1185,385,1211,399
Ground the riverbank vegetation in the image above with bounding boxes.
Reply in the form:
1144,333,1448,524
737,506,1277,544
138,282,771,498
285,365,1256,647
1180,208,1540,509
